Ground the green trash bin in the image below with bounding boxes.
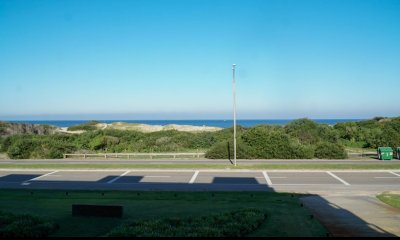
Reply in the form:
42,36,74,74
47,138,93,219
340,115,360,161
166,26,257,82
396,147,400,160
377,147,393,160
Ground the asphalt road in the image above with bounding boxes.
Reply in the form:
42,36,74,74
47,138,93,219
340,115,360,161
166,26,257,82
0,169,399,193
1,158,400,165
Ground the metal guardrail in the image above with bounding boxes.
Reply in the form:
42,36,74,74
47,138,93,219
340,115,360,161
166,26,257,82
63,152,206,159
347,151,376,157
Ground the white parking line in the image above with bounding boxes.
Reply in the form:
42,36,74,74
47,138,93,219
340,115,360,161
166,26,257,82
107,171,130,184
327,171,350,186
262,171,272,185
26,171,59,182
389,171,400,177
271,184,341,186
189,171,199,184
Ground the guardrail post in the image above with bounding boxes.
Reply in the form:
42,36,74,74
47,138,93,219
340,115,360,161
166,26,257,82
63,152,205,159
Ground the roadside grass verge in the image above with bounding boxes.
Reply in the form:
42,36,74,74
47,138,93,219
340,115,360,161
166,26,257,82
0,190,326,237
0,163,400,170
377,193,400,209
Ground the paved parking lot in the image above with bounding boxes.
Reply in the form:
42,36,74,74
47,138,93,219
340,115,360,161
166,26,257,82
0,170,399,192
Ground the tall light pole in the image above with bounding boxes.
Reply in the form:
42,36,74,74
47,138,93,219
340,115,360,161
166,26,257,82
232,64,237,166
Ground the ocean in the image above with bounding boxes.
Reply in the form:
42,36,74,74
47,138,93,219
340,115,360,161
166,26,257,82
7,119,363,128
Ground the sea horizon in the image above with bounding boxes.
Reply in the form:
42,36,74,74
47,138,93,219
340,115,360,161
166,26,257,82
5,119,365,128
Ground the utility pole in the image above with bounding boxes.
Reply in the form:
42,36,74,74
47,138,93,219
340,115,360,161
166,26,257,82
232,64,237,166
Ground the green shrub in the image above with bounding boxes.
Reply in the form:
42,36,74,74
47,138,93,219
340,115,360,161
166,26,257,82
67,121,99,131
205,139,256,159
285,119,339,144
365,126,400,149
241,128,314,159
6,135,77,159
0,138,4,152
2,137,13,152
314,142,347,159
0,122,6,135
106,208,265,237
0,211,57,238
6,138,38,159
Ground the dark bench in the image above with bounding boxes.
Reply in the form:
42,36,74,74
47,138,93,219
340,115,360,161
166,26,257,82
72,204,123,218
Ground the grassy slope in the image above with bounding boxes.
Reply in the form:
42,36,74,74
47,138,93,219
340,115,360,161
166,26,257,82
377,193,400,209
0,190,326,237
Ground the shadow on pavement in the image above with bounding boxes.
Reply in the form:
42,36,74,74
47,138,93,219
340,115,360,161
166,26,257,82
301,195,396,237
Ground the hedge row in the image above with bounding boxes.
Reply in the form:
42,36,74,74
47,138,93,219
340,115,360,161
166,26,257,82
0,211,57,238
106,208,266,237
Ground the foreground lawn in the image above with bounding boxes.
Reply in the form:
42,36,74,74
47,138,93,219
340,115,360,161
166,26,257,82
0,163,400,170
377,193,400,209
0,190,326,237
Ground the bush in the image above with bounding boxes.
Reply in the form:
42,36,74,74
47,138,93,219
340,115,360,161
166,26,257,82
365,126,400,149
7,138,38,159
1,137,13,152
285,119,339,144
206,126,314,159
314,142,347,159
241,127,314,159
106,208,265,237
0,211,57,238
67,121,99,131
6,135,77,159
205,140,256,159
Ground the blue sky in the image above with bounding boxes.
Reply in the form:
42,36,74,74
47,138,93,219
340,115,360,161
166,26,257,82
0,0,399,120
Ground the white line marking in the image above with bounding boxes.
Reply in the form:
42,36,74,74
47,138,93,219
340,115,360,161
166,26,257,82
262,171,272,185
107,171,130,184
272,184,344,186
326,171,350,186
21,182,30,186
27,171,59,181
389,171,400,177
189,171,199,184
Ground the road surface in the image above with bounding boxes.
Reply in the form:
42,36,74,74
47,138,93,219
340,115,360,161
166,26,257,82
1,158,400,165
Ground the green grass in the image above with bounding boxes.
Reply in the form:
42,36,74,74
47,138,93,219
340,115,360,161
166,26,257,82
377,193,400,209
1,163,400,170
0,189,326,237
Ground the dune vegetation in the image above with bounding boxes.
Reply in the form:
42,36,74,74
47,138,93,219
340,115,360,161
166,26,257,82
0,117,399,159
